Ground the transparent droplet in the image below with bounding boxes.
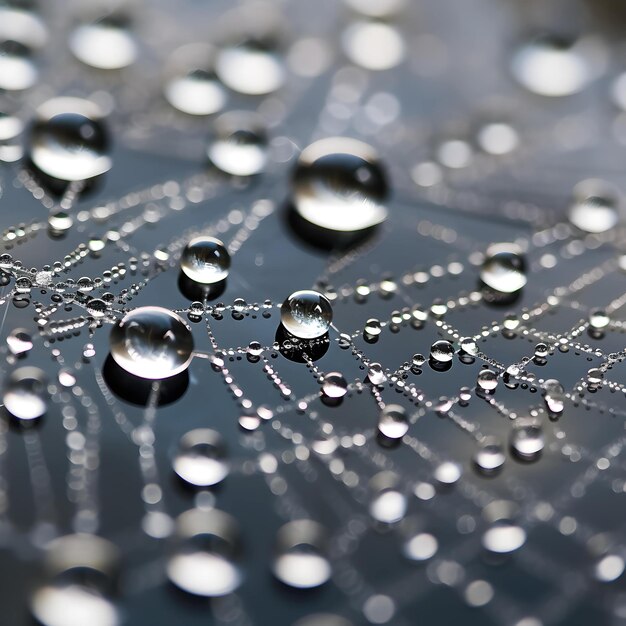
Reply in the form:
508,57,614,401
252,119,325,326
280,290,332,339
342,21,405,71
29,97,111,182
511,35,604,97
173,429,229,487
543,379,565,415
587,368,603,386
477,369,498,392
109,306,194,379
589,308,610,329
364,318,382,337
477,122,519,156
0,40,38,91
293,137,388,232
3,366,48,420
216,36,284,95
480,243,527,293
482,522,526,553
167,508,241,597
594,554,625,583
378,404,409,439
7,328,33,355
510,421,544,461
322,372,348,398
460,337,478,356
412,353,426,367
180,236,230,284
474,437,505,474
164,44,226,116
208,111,267,176
403,532,438,561
434,461,461,485
430,340,454,364
239,414,261,431
369,489,407,523
367,362,386,385
69,16,137,70
272,520,331,589
86,298,107,318
48,211,73,233
534,343,549,358
569,179,620,233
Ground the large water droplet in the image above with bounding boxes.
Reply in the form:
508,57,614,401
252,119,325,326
280,290,332,339
167,508,241,597
272,520,331,589
109,306,194,379
208,111,267,176
69,15,137,70
0,39,37,90
164,44,226,116
430,340,454,364
29,97,111,182
480,243,527,294
482,522,526,553
3,366,48,420
292,137,388,232
322,372,348,398
378,404,409,439
510,420,544,461
569,179,620,233
474,437,505,475
180,236,230,284
173,429,229,487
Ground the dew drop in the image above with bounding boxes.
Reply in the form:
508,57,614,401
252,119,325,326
480,243,527,294
322,372,348,398
377,404,409,439
510,421,544,461
369,489,407,523
180,236,230,284
342,21,405,71
3,366,48,420
434,461,461,485
367,362,386,385
476,369,498,392
474,437,505,474
109,306,194,379
173,429,229,487
280,290,332,339
430,340,454,364
569,179,620,233
482,522,526,553
7,328,33,355
403,532,438,561
293,137,388,232
542,379,565,415
29,97,111,182
589,308,610,330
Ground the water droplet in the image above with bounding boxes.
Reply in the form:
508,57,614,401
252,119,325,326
86,298,107,318
589,308,610,330
474,437,505,474
367,362,386,384
342,21,405,71
482,522,526,553
29,97,111,182
167,508,241,597
280,290,332,339
364,318,382,337
180,236,230,284
542,379,565,415
216,35,284,95
48,211,73,233
208,111,267,176
7,328,33,355
460,337,478,356
403,532,438,561
173,429,229,487
510,421,544,461
164,44,226,116
511,35,603,97
322,372,348,398
69,15,137,70
477,122,519,155
430,340,454,364
293,137,388,232
534,342,549,359
3,366,48,420
239,414,261,431
378,404,409,439
569,179,620,233
370,489,407,523
0,40,37,91
595,554,625,582
109,306,194,379
272,520,331,588
480,243,527,293
434,461,461,485
477,369,498,392
587,368,603,386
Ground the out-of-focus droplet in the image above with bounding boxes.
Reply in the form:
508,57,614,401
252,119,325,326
378,404,409,439
0,40,38,91
109,306,194,379
569,179,620,233
482,522,526,553
434,461,461,485
293,137,388,232
510,421,544,461
542,379,565,415
480,243,527,293
342,21,405,71
173,429,229,487
477,122,519,155
403,532,438,561
3,366,48,420
474,437,505,474
7,327,33,355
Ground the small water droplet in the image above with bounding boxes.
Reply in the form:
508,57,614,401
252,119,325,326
322,372,348,398
430,340,454,364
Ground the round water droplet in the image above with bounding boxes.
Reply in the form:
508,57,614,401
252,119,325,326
342,21,405,71
403,532,438,561
322,372,348,398
474,437,505,474
29,97,111,182
239,414,261,431
534,342,549,358
0,39,37,91
109,306,194,379
543,379,565,415
434,461,461,485
167,508,241,597
216,34,285,95
511,35,603,97
569,179,620,233
430,340,454,364
378,404,409,439
3,366,48,420
164,44,226,116
480,243,527,294
369,489,407,523
272,520,331,589
367,362,386,385
595,554,625,583
293,137,388,232
173,429,229,487
460,337,478,356
69,15,137,70
589,308,610,329
477,369,498,392
180,236,230,285
280,290,332,339
86,298,107,318
587,367,603,386
510,421,544,461
482,522,526,553
7,328,33,355
31,534,119,626
208,111,267,176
